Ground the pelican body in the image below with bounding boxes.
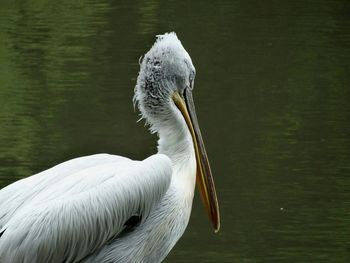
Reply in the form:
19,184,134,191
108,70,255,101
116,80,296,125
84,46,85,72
0,32,220,262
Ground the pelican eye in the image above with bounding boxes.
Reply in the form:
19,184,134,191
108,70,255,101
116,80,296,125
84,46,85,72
190,79,194,90
189,69,195,90
188,77,194,91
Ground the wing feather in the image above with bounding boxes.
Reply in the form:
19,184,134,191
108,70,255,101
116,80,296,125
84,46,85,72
0,154,172,263
0,154,128,228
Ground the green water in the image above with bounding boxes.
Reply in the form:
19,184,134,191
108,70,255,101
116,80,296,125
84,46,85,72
1,0,350,262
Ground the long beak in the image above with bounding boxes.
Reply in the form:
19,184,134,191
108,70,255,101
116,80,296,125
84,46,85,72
172,89,220,232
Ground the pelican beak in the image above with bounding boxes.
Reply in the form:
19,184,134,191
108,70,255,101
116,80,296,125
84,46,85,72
172,89,220,233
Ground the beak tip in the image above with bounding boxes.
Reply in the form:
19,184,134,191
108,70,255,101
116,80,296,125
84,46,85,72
214,221,220,233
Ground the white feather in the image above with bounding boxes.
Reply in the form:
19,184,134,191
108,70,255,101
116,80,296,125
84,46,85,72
0,154,173,262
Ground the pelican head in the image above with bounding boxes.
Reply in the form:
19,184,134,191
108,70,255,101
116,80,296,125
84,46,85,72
134,32,220,232
134,32,195,130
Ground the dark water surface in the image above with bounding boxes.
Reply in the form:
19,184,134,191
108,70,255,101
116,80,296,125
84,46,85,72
1,0,350,262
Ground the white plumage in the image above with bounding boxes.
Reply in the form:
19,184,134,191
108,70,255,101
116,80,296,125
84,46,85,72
0,32,219,263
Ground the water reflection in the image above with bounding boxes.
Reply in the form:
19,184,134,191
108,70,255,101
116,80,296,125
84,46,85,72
0,0,349,262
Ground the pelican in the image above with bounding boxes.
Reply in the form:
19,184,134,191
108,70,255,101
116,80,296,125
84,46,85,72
0,32,220,262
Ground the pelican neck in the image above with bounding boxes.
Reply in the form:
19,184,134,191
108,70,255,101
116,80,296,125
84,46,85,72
156,122,195,170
